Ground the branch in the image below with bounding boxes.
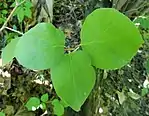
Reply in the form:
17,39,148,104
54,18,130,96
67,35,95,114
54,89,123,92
0,0,26,32
5,27,24,35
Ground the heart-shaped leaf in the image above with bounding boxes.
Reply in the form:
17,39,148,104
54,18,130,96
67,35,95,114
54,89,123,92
81,8,143,69
15,23,65,70
2,38,19,66
51,51,95,111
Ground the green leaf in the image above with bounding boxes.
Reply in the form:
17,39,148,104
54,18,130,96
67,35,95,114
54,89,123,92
0,18,5,24
2,10,8,15
24,0,32,18
40,103,47,110
128,89,140,100
17,7,25,22
2,38,19,65
51,51,96,111
13,0,32,22
10,2,15,7
24,8,32,18
3,3,8,8
52,99,64,116
116,90,126,105
25,97,40,111
24,0,33,8
145,59,149,73
133,16,149,30
0,112,5,116
141,88,148,96
81,8,143,69
15,23,65,70
41,93,48,103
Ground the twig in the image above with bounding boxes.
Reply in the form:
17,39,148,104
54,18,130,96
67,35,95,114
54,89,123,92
0,0,26,32
5,27,24,35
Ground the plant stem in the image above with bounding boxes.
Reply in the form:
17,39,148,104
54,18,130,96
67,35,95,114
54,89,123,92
5,27,24,35
0,0,26,32
64,44,81,52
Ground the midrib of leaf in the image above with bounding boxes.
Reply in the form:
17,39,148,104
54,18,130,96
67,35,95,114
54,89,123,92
82,18,115,46
53,45,64,48
82,41,106,46
102,21,114,33
69,55,78,104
